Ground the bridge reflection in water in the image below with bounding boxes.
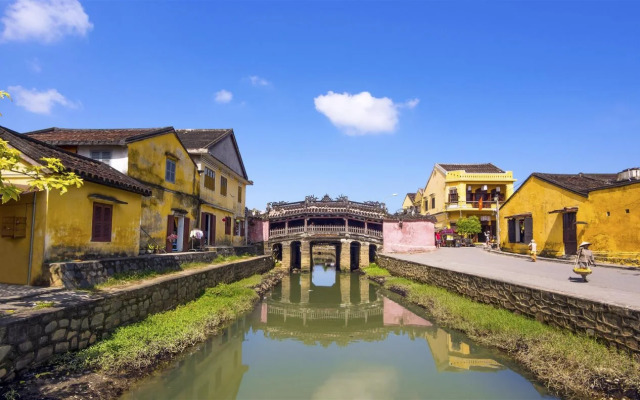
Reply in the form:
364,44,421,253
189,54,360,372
122,266,553,400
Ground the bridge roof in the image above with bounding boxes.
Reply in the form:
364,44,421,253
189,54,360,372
267,197,388,221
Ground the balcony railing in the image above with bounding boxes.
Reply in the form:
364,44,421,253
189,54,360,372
446,200,497,210
269,225,383,238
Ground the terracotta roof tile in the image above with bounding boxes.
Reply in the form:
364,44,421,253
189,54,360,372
532,173,618,195
25,127,173,145
438,163,506,173
1,126,151,196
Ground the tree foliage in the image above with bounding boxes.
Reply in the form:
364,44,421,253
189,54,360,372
1,90,83,203
455,215,482,238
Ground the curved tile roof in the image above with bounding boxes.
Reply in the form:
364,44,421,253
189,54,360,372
1,126,151,196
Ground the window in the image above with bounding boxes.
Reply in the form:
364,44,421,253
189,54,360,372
448,188,458,204
225,216,232,235
221,176,228,196
431,197,435,209
165,158,176,183
237,186,242,203
92,203,112,242
90,151,112,165
204,167,215,190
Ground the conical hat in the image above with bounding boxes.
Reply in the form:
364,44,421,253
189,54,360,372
579,242,591,247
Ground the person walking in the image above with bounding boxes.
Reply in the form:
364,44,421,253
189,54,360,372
574,242,596,282
528,239,537,262
435,231,441,248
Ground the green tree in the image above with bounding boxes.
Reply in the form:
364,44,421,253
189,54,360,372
455,216,482,238
1,90,83,203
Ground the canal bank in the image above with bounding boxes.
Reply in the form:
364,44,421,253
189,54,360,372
1,269,285,399
367,260,640,399
0,255,275,385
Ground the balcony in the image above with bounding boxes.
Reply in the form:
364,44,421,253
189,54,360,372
269,225,383,239
445,200,498,211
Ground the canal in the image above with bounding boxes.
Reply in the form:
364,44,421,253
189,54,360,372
122,266,556,399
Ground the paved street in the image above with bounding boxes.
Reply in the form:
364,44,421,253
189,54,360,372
385,247,640,310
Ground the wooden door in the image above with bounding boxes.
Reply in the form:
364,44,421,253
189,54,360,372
563,212,577,255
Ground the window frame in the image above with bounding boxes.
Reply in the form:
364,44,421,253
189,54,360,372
91,202,113,242
204,167,216,191
237,185,242,203
220,176,228,196
165,158,177,183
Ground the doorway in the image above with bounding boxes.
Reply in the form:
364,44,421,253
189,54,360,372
563,212,577,256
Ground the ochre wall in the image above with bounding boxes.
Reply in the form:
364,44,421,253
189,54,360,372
499,177,587,257
0,192,46,285
44,181,143,263
581,183,640,264
128,133,199,249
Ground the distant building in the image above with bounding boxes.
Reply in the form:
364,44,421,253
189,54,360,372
0,127,150,285
421,163,516,242
499,169,640,265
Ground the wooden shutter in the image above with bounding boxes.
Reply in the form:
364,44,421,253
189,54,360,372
183,217,190,251
92,203,112,242
240,221,245,237
210,215,216,245
508,219,515,243
524,217,533,244
166,215,174,250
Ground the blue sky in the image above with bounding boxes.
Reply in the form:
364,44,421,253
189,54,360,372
1,1,639,211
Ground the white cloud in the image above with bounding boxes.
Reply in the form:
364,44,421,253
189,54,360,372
8,85,78,114
1,0,93,43
403,98,420,109
315,91,414,135
249,75,270,87
214,89,233,104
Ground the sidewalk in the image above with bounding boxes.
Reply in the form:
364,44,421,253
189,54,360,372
384,247,640,310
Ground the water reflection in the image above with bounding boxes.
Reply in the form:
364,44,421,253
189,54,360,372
122,266,554,400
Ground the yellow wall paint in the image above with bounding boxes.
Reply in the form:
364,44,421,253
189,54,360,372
128,133,199,250
44,181,143,262
0,192,44,284
499,177,585,257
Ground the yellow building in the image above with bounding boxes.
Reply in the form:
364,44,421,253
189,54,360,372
177,129,252,246
421,163,515,241
401,189,423,211
499,170,640,265
0,127,150,285
27,127,200,252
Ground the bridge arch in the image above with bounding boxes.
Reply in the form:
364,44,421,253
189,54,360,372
349,241,361,271
272,243,283,261
369,244,378,263
290,241,302,270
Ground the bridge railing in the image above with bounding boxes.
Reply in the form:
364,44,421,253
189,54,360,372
269,225,383,238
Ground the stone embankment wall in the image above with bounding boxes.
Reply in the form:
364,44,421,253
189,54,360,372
50,246,257,289
377,255,640,357
0,256,273,383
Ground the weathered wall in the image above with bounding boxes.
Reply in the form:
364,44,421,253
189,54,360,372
195,153,247,247
499,177,586,257
0,256,273,383
377,255,640,357
0,192,46,285
127,133,199,250
247,218,268,244
582,183,640,265
382,220,435,253
44,181,143,263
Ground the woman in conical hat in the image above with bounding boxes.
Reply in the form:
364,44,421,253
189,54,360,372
574,242,595,282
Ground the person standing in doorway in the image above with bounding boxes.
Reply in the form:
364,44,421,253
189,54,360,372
528,239,537,262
